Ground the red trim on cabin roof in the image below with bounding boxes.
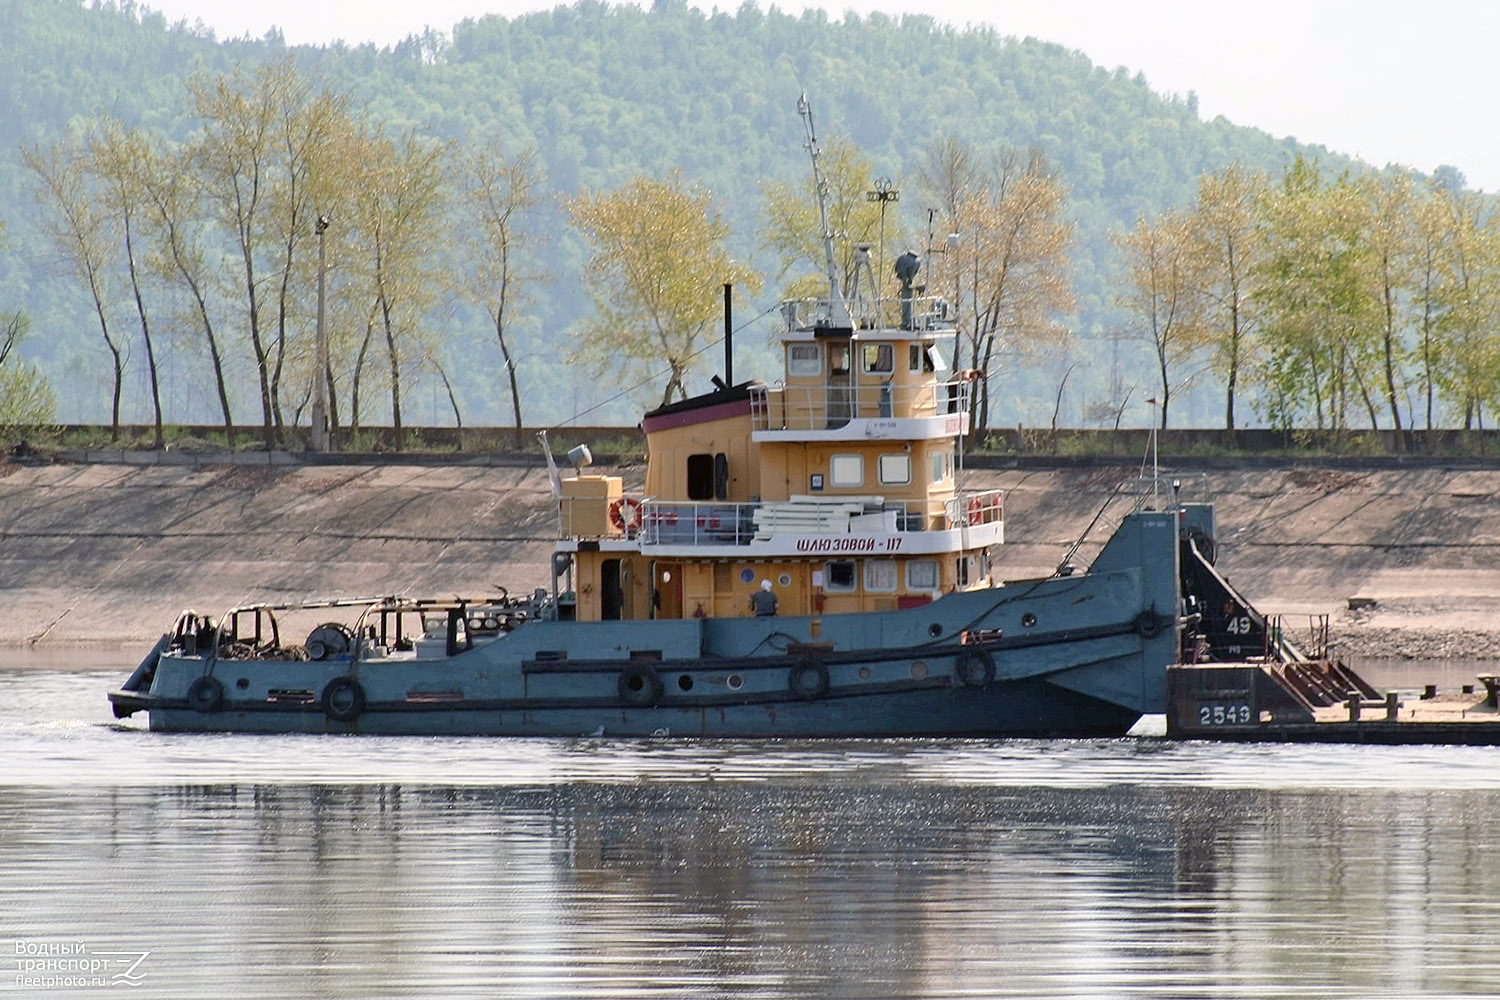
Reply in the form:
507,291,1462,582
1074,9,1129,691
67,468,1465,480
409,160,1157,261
641,397,753,434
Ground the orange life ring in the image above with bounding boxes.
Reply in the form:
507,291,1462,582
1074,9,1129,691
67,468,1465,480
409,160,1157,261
609,497,641,532
967,494,1000,524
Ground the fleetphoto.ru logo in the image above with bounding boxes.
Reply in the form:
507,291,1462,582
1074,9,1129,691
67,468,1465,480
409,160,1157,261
13,940,150,990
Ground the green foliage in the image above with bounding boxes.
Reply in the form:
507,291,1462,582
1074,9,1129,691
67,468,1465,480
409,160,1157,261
0,0,1398,432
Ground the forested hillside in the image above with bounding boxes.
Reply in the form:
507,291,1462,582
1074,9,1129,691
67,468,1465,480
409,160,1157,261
0,0,1367,431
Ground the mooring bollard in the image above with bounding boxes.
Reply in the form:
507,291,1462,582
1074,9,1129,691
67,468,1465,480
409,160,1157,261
1348,694,1361,722
1386,691,1399,720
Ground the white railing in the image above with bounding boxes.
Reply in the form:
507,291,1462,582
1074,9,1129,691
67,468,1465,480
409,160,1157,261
750,378,971,432
563,493,1005,546
945,489,1005,528
780,294,957,333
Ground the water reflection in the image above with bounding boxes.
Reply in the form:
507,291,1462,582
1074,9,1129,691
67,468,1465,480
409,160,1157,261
5,779,1500,998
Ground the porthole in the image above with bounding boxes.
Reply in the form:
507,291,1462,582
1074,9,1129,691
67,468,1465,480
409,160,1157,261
1021,612,1037,628
677,675,694,692
928,623,943,638
778,573,792,587
740,568,756,584
858,667,871,680
726,673,744,691
910,661,929,680
236,677,250,690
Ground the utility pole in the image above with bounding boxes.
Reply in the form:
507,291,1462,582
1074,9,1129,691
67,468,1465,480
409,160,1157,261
311,213,331,453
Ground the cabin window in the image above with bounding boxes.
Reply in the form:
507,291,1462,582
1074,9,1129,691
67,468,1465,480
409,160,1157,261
878,454,911,486
687,453,717,500
908,344,941,373
955,555,971,588
931,452,950,484
829,454,864,488
927,343,950,372
864,560,897,592
861,343,894,374
829,343,851,376
824,561,857,592
906,559,940,592
788,343,821,376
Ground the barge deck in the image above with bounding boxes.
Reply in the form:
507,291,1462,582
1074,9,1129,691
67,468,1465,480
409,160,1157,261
1167,661,1500,744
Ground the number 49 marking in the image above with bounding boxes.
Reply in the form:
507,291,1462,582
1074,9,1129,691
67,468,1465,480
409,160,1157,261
1224,616,1253,635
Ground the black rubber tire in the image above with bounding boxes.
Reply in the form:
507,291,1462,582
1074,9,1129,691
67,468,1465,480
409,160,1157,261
787,661,830,700
952,649,995,688
618,665,664,708
1134,610,1164,639
321,675,367,722
186,674,224,713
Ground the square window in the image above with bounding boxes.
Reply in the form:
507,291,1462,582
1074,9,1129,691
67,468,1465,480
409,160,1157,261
864,560,897,592
931,452,946,484
829,454,863,488
825,561,857,591
878,454,911,485
788,343,821,376
906,559,939,591
861,343,894,374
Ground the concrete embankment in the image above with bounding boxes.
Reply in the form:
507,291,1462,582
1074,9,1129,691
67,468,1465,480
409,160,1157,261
4,454,1500,656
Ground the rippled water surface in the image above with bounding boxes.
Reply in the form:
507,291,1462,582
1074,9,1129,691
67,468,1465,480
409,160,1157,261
4,664,1500,998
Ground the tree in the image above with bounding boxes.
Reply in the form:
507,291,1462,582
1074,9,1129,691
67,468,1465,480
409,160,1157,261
760,134,887,299
24,139,126,438
1432,188,1500,429
465,141,542,449
1113,210,1206,429
0,221,55,430
1188,163,1267,432
348,130,451,448
90,119,165,448
570,172,761,408
134,135,237,440
188,62,285,446
1254,157,1377,432
938,148,1074,434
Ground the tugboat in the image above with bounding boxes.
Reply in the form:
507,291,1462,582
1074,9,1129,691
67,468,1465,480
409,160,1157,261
108,101,1217,737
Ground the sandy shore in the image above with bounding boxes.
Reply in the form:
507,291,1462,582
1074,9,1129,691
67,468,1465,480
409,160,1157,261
5,456,1500,669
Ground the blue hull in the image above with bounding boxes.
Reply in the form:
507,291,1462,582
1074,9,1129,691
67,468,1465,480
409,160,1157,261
109,509,1189,738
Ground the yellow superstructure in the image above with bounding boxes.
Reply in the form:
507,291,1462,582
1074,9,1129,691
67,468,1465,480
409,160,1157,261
552,286,1004,625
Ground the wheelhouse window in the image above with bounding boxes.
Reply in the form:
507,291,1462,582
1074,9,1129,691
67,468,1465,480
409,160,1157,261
864,560,897,592
824,561,857,592
906,559,940,592
878,454,911,486
829,454,864,488
861,342,894,374
788,343,821,376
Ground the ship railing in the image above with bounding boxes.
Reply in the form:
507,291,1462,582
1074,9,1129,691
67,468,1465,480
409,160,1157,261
636,498,954,546
779,294,957,333
750,378,971,431
945,489,1005,528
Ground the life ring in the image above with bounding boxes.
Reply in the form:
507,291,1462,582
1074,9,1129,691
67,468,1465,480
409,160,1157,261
952,649,995,688
186,674,225,713
967,494,999,525
787,661,830,700
618,664,664,708
609,497,641,532
321,675,367,722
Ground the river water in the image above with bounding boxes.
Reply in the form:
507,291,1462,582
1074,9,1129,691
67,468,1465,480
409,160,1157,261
3,659,1499,999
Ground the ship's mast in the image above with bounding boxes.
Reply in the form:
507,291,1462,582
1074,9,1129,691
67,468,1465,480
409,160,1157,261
797,94,853,328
